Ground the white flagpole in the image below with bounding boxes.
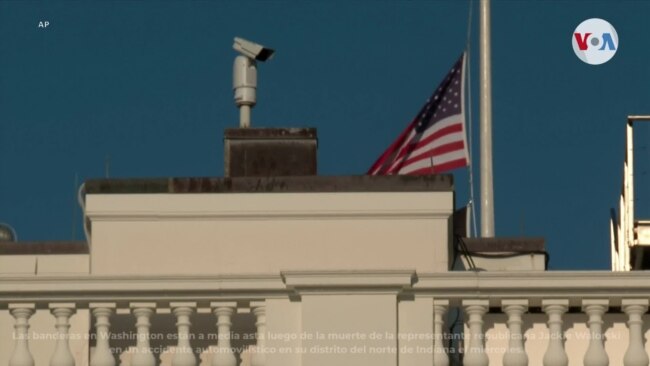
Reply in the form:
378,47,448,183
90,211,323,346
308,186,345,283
479,0,495,237
465,0,478,238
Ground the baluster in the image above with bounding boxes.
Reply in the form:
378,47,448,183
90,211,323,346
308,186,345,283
9,303,36,366
130,303,156,366
542,299,569,366
49,303,76,366
171,302,197,366
622,299,649,366
582,299,609,366
462,300,489,366
433,300,449,366
210,302,237,366
90,303,116,366
251,301,266,366
502,299,529,366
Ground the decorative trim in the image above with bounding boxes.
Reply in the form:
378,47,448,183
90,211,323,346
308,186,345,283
414,271,650,306
282,270,416,292
85,192,453,221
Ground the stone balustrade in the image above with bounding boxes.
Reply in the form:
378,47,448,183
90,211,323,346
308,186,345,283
2,271,650,366
5,301,267,366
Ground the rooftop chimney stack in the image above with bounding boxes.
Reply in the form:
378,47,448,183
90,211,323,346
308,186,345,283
228,37,317,178
224,128,317,177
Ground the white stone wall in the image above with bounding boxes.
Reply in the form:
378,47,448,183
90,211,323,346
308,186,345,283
85,191,453,276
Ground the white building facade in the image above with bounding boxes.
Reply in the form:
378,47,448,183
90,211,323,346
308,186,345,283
1,128,648,366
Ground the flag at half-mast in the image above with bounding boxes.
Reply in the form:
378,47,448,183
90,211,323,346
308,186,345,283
368,53,469,175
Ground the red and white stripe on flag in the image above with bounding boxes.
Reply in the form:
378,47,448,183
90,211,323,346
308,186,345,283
368,53,469,175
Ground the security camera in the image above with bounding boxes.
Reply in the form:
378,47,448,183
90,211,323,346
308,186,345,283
233,37,274,61
232,37,275,128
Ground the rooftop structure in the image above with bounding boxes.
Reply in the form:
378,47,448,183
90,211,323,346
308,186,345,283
6,122,648,366
611,116,650,270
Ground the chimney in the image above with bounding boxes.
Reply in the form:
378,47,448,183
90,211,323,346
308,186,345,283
224,127,317,177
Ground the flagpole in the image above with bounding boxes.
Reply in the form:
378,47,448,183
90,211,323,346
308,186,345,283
465,0,478,238
479,0,495,237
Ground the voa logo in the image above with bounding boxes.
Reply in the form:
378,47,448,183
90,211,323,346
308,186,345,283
572,18,618,65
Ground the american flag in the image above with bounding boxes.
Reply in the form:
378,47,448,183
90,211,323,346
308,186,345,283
368,53,469,175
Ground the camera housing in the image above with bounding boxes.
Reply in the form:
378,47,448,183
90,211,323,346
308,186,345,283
232,37,275,128
233,37,275,61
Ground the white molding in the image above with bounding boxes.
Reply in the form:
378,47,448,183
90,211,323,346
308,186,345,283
169,302,197,308
581,299,610,309
87,211,451,221
282,270,415,289
3,270,650,307
622,299,650,307
0,274,287,304
501,299,529,308
85,192,453,221
462,299,489,307
415,271,650,306
210,301,237,308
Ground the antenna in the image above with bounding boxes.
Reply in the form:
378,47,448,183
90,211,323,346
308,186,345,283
105,155,111,178
71,173,78,240
232,37,275,128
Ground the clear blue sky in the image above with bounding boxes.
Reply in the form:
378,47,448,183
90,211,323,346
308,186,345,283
1,0,649,269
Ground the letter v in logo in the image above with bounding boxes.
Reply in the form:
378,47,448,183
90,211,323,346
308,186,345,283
573,19,618,65
574,33,592,50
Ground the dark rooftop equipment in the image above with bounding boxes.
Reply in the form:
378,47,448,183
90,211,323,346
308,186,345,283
455,237,548,270
0,223,17,242
224,127,317,177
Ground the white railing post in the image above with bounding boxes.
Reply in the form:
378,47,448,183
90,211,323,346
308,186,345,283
49,303,77,366
433,299,450,366
542,299,569,366
582,299,609,366
502,299,529,366
9,303,36,366
462,300,489,366
171,302,197,366
251,301,266,366
210,302,237,366
623,299,649,366
130,303,157,366
90,303,116,366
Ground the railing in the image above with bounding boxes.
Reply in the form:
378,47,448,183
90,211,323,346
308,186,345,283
413,271,650,366
0,274,285,366
3,271,650,366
